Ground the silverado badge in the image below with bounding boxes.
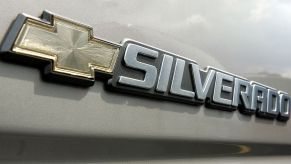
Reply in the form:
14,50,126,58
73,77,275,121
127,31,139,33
1,11,290,121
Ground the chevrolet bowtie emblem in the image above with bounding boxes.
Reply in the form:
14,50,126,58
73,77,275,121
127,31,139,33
1,11,120,85
1,11,290,121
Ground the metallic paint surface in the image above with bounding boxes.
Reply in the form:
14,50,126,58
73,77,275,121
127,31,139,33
0,0,291,163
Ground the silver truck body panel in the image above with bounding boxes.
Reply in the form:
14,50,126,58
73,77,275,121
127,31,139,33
0,0,291,163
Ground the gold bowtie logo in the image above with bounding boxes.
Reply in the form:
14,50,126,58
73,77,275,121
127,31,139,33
1,11,120,85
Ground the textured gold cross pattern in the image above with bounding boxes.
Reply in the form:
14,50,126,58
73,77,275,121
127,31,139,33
10,11,120,79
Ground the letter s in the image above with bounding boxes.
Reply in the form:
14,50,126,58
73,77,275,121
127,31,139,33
118,44,158,89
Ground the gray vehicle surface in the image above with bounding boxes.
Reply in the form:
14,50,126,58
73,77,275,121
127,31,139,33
0,0,291,163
